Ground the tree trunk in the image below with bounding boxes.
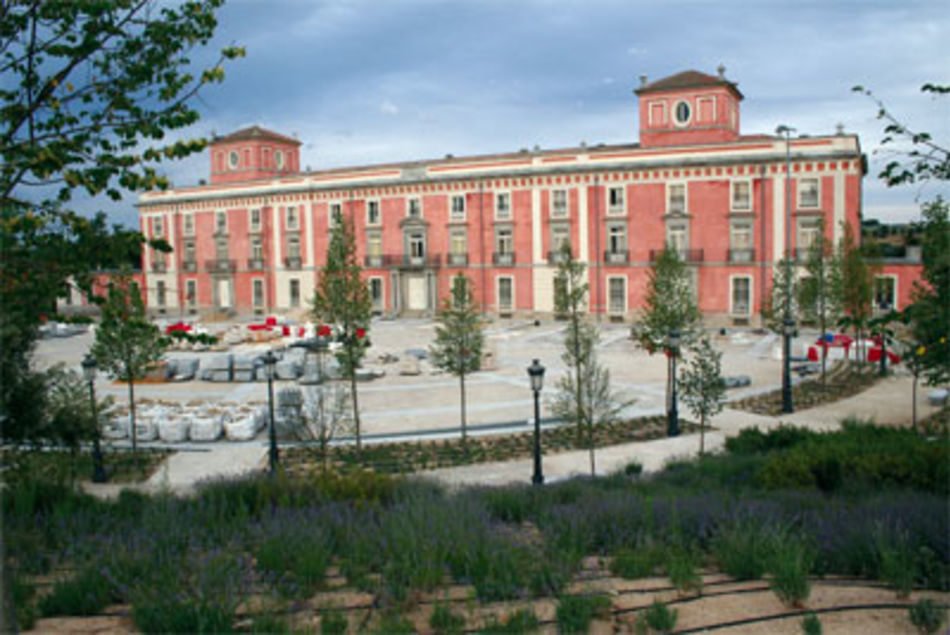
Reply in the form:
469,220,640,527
700,414,706,456
588,419,595,477
350,370,361,460
572,307,583,446
459,370,467,444
912,374,918,433
128,374,137,455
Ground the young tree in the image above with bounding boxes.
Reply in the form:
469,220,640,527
680,338,726,457
1,0,240,436
762,257,800,334
429,274,484,445
312,212,372,456
552,243,631,475
838,222,876,364
300,383,353,474
91,274,167,454
636,246,702,433
797,228,844,385
903,198,950,386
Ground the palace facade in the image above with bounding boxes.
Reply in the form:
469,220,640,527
133,68,920,324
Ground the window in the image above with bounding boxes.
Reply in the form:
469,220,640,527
798,178,819,208
367,200,380,225
731,181,751,211
250,236,263,261
153,216,164,237
215,211,227,234
608,225,626,254
215,237,228,260
184,240,196,263
674,100,691,125
183,214,194,236
551,190,568,218
731,277,751,316
551,225,570,252
496,228,513,255
367,233,382,257
370,278,384,311
667,223,687,254
873,276,897,311
797,218,822,252
186,280,197,306
228,150,239,169
407,198,422,219
608,277,626,314
497,277,513,312
250,208,261,232
496,192,511,220
608,187,624,214
450,195,465,221
668,183,686,215
285,206,299,230
329,203,342,227
253,280,264,308
157,281,166,307
730,221,753,262
286,235,301,259
289,279,300,307
450,230,467,255
275,150,284,169
409,232,425,258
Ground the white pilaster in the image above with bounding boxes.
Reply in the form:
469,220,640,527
833,173,845,243
531,188,542,263
305,202,316,267
772,175,785,263
578,185,589,262
271,204,281,270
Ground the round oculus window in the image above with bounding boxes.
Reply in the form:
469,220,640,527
228,150,239,169
274,150,284,169
674,101,691,125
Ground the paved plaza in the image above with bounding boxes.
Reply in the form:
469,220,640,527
32,317,939,495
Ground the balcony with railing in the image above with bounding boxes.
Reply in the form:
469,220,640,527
728,248,756,263
649,248,704,263
284,256,302,270
547,250,568,265
447,253,468,267
247,258,265,270
151,261,167,273
494,252,515,266
182,260,197,273
603,249,629,264
364,254,383,267
205,259,236,273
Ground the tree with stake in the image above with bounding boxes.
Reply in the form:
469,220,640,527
430,274,483,445
91,273,167,454
797,226,844,386
552,242,631,475
839,222,877,365
637,245,701,432
312,211,371,457
762,257,800,334
680,338,726,457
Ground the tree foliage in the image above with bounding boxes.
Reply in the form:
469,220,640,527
679,338,725,456
762,257,799,334
91,273,167,453
312,211,372,454
797,227,844,384
637,246,701,352
429,274,484,443
838,222,877,362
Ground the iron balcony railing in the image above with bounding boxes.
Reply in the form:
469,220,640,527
603,249,629,264
493,252,515,266
205,259,236,273
649,248,704,263
728,248,755,263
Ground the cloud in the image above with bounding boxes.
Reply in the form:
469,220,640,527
379,99,399,116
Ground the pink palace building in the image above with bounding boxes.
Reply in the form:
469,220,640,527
134,68,922,324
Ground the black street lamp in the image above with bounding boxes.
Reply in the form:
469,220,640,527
526,359,545,486
782,317,795,413
878,301,890,378
81,354,107,483
262,350,279,476
667,330,680,437
777,124,796,415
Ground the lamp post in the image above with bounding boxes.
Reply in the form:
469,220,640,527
81,354,107,483
776,124,796,414
667,330,680,437
526,359,545,486
262,350,279,476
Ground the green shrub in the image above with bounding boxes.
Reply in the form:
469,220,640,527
610,544,665,579
481,486,540,523
39,568,113,617
11,572,36,631
133,600,234,634
321,610,348,634
429,602,465,634
726,425,814,455
770,537,814,608
556,593,611,634
479,608,539,634
375,613,415,634
801,612,822,635
250,614,290,634
909,598,946,634
640,599,678,634
713,520,777,580
665,546,702,594
877,530,918,598
256,530,330,598
624,461,644,477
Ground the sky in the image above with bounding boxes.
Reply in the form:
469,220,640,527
81,0,950,227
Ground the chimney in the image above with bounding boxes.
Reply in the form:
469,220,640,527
639,75,648,87
717,64,726,79
836,123,845,135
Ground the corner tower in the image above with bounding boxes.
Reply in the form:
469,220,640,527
634,67,743,148
208,125,302,184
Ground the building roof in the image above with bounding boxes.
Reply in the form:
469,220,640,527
635,69,743,100
209,125,302,146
